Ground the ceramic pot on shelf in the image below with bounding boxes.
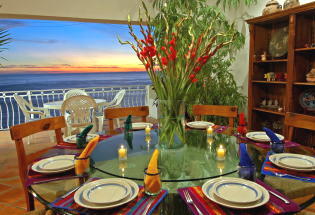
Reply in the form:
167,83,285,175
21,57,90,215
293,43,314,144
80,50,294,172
306,67,315,83
262,0,282,15
283,0,300,9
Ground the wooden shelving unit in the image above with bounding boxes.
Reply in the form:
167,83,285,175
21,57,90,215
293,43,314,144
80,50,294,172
294,82,315,86
252,80,287,84
247,3,315,146
254,59,288,63
253,108,285,116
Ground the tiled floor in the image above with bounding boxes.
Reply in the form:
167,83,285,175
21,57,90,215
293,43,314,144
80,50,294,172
0,128,314,215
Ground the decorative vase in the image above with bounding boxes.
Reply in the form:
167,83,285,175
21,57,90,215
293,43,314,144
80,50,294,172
262,0,282,15
157,100,185,149
306,67,315,83
283,0,300,9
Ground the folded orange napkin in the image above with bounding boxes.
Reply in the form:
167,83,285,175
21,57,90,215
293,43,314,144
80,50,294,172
79,135,100,158
144,149,161,194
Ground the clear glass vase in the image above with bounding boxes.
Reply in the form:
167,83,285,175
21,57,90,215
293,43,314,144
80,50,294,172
157,100,185,149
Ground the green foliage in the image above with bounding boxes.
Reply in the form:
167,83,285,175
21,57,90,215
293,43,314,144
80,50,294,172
152,0,247,125
152,0,257,10
216,0,257,9
0,29,11,63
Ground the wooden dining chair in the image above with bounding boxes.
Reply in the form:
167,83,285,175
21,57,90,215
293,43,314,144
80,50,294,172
10,116,66,211
192,104,238,128
284,112,315,144
105,106,149,135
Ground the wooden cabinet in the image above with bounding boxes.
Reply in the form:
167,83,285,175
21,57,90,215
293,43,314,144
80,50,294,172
247,2,315,146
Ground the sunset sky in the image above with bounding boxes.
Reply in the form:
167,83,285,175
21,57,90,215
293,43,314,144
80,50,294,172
0,19,146,74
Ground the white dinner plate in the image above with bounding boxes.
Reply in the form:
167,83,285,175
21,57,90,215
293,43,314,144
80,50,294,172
31,155,75,174
202,177,270,209
269,153,315,172
277,153,315,169
82,179,131,205
212,179,262,204
74,178,139,209
246,131,284,142
186,121,214,129
63,134,99,144
132,122,153,130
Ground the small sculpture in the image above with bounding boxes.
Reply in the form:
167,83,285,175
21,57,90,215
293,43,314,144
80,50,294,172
267,99,273,107
283,0,300,9
262,0,282,15
306,67,315,83
261,51,267,61
275,72,285,81
261,98,267,107
264,72,275,81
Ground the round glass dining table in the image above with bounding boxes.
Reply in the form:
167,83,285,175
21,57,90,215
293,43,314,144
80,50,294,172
30,128,315,214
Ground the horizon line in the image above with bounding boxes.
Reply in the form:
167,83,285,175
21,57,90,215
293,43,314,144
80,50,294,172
0,70,148,75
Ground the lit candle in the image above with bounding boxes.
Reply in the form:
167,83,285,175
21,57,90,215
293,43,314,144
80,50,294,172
118,145,127,160
207,126,213,136
216,145,226,161
145,125,151,135
207,137,213,150
145,135,151,143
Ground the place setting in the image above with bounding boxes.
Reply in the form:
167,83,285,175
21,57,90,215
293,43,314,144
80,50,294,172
26,136,100,186
50,149,168,214
59,124,111,149
242,127,300,149
178,143,300,215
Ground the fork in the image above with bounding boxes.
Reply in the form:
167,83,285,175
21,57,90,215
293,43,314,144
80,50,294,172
183,190,203,215
142,198,155,215
274,172,311,181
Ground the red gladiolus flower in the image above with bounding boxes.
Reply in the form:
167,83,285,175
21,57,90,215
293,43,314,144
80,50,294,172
197,57,203,63
189,74,196,79
194,66,201,73
169,46,177,60
148,46,156,57
161,46,167,51
161,57,168,66
191,52,196,59
191,78,198,83
146,34,154,45
169,38,176,46
145,62,150,70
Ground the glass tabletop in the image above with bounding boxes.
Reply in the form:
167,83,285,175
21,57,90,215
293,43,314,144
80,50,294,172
29,129,315,215
91,129,239,185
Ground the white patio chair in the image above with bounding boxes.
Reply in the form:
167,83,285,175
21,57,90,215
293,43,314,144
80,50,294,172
96,89,126,133
14,94,50,122
61,95,97,137
63,89,88,101
13,94,51,143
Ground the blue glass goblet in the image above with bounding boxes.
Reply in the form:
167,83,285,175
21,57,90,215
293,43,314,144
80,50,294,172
238,165,256,181
270,141,284,154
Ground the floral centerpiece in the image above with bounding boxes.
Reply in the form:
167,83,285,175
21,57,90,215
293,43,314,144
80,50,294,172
119,3,236,148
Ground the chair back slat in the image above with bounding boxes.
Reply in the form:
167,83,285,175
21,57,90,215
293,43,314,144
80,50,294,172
10,116,66,140
192,105,238,128
284,112,315,142
105,106,149,134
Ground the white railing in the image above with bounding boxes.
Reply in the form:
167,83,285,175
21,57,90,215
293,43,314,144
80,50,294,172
0,85,149,130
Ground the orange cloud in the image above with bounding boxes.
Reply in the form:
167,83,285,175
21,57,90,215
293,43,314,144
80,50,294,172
0,64,146,73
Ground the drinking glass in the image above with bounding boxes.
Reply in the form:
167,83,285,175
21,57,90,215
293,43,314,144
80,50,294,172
144,168,161,196
238,165,256,181
271,141,284,154
74,155,90,176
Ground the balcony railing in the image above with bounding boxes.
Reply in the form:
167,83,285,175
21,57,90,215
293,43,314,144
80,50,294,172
0,85,149,130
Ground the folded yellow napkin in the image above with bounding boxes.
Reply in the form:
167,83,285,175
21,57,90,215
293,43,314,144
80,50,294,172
144,149,161,194
79,135,100,158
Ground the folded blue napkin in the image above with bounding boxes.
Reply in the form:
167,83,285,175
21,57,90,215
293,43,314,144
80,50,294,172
263,127,281,143
239,143,253,166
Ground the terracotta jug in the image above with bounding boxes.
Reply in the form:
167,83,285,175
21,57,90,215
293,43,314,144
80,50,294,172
262,0,282,15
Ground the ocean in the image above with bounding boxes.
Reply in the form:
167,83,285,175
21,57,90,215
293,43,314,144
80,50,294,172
0,72,151,91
